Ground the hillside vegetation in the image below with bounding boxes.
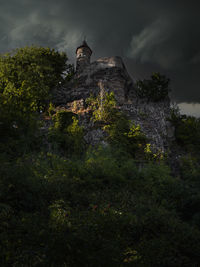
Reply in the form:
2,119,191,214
1,46,200,267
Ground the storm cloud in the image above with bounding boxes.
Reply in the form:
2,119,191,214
0,0,200,105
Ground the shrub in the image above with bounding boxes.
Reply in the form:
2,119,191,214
49,110,85,155
170,113,200,154
87,92,148,158
135,72,170,102
86,91,117,124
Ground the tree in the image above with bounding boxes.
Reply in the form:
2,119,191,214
0,46,68,154
136,72,170,102
0,46,68,113
173,115,200,154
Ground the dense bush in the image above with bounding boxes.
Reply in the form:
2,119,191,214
135,72,170,102
0,46,68,113
174,115,200,153
87,92,148,158
1,46,200,266
169,108,200,159
86,91,117,123
1,150,200,266
48,110,85,155
0,46,68,155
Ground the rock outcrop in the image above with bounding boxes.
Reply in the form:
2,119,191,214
52,43,174,152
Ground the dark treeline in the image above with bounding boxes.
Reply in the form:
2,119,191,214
1,46,200,267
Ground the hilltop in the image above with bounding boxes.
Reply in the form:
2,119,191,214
53,41,174,153
1,45,200,266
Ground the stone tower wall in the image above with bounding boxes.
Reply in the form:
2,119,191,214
76,47,92,72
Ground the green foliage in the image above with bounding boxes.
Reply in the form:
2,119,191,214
48,102,56,116
67,116,85,155
1,150,200,266
0,46,68,155
180,155,200,182
52,109,74,130
176,116,200,152
1,47,200,266
86,91,117,123
0,46,67,113
87,91,166,161
106,116,147,158
64,63,75,82
49,110,85,155
170,113,200,154
135,72,170,102
87,92,147,158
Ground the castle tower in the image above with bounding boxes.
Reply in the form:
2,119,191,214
76,40,92,72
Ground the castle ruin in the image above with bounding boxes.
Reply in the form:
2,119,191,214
53,41,174,152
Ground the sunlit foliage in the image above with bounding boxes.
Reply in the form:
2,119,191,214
1,46,200,266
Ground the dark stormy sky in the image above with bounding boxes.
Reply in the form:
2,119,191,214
1,0,200,115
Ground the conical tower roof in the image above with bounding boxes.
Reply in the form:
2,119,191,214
76,40,92,54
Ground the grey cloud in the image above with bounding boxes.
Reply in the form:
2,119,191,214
178,103,200,117
128,18,172,68
0,0,200,104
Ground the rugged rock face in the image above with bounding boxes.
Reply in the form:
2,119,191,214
53,56,174,152
122,99,174,152
53,56,133,104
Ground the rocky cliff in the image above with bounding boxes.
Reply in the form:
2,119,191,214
53,56,174,152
